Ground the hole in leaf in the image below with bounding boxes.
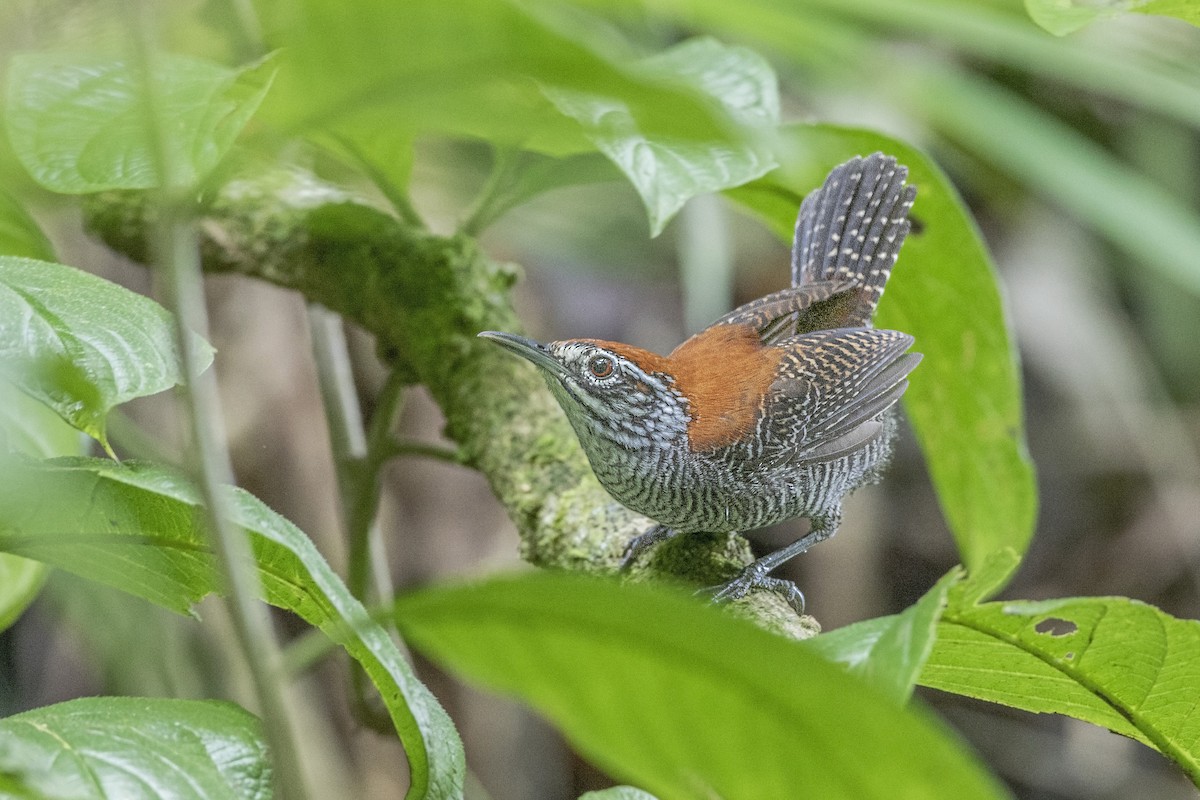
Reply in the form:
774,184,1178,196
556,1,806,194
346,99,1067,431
1034,617,1077,637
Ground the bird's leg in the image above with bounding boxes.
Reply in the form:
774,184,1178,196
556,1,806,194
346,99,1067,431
707,511,841,614
619,524,680,570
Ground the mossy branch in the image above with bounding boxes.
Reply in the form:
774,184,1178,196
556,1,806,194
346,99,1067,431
83,167,817,639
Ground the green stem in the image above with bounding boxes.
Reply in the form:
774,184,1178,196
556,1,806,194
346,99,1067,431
330,133,424,228
307,305,402,732
458,146,521,237
387,440,468,465
125,7,310,799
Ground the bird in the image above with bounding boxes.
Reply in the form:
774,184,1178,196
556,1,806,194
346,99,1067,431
479,152,921,613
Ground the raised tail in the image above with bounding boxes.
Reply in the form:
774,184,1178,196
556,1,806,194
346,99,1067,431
791,153,916,328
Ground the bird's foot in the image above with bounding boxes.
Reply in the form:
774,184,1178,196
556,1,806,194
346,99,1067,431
619,524,680,570
704,563,806,615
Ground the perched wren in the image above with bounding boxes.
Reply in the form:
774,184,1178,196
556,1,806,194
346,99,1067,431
479,153,920,612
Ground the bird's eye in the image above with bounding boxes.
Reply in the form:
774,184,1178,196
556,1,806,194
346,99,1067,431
588,355,615,379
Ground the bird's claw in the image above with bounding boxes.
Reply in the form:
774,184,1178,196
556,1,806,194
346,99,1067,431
700,566,806,615
619,524,679,571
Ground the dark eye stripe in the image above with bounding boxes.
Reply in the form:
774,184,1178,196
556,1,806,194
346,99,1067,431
588,355,614,378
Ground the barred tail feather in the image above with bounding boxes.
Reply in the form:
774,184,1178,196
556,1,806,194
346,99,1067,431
791,153,916,328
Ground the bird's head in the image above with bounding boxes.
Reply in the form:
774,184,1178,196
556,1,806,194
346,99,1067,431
477,331,689,451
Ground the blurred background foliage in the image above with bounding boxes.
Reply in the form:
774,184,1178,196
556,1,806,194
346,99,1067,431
2,0,1200,798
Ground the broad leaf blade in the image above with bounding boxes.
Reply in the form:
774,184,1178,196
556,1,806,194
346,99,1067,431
726,125,1036,576
0,457,464,800
257,0,737,151
805,568,961,704
394,572,1008,800
547,37,779,236
0,256,212,450
923,594,1200,784
5,53,273,193
0,697,269,800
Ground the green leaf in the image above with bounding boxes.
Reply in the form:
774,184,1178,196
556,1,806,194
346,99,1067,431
5,52,274,193
0,187,54,260
0,457,464,800
394,572,1008,800
0,256,213,451
805,568,961,704
725,125,1036,576
0,554,46,634
0,697,269,800
1025,0,1200,35
923,593,1200,786
0,376,80,634
256,0,739,151
546,37,779,236
579,788,659,800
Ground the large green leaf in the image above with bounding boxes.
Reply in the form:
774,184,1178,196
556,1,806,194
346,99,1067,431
0,256,212,451
1025,0,1200,35
256,0,739,151
0,457,464,800
804,568,960,704
0,697,269,800
725,125,1036,576
545,37,779,236
5,52,273,193
923,583,1200,787
393,572,1008,800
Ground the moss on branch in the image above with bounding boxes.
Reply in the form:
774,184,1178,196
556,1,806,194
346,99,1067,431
84,168,818,639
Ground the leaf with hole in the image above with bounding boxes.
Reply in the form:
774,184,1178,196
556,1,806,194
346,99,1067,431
0,256,212,452
0,456,464,800
923,589,1200,786
0,697,269,800
394,571,1008,800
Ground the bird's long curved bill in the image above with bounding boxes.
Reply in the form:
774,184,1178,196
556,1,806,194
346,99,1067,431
477,331,566,378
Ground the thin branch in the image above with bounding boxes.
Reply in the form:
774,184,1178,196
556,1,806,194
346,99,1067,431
124,7,311,798
458,146,520,238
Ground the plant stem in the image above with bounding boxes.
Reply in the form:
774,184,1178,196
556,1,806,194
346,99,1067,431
458,146,520,237
308,305,403,732
125,5,310,798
